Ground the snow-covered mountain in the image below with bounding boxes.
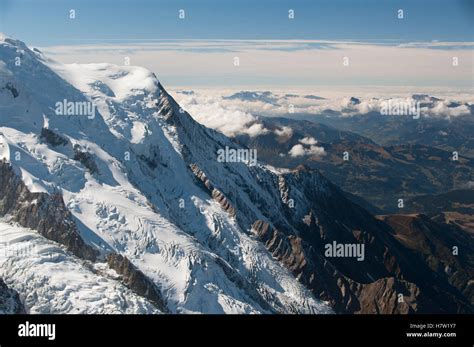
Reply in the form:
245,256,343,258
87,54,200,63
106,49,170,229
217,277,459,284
1,35,472,315
0,35,332,314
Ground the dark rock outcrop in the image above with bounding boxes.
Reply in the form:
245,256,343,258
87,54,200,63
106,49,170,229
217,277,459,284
1,82,19,99
4,82,19,98
106,253,169,313
354,277,427,314
0,161,174,311
0,161,97,261
73,145,99,174
40,127,69,147
248,167,474,314
0,278,25,314
380,214,474,306
190,163,213,191
212,189,236,217
190,163,236,217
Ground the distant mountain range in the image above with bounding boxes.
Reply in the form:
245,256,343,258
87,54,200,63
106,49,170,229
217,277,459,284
234,117,474,212
397,189,474,234
307,112,474,158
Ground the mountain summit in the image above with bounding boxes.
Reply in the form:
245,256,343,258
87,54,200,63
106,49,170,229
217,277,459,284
0,36,331,314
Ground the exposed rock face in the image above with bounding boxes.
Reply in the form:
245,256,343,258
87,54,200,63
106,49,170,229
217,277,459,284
2,82,19,98
0,161,97,261
191,163,236,217
137,145,163,170
251,219,452,313
249,167,474,314
7,83,19,98
190,163,213,191
252,219,361,313
0,278,25,314
355,278,428,314
73,145,99,174
380,214,474,307
212,189,236,217
251,220,300,269
278,176,290,204
106,253,169,313
40,127,69,147
0,162,171,312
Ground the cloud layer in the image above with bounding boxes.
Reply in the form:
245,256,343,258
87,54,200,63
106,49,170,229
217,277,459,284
171,88,473,138
40,40,474,88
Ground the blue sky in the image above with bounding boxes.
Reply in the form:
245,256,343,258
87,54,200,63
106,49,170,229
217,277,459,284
0,0,472,45
0,0,472,88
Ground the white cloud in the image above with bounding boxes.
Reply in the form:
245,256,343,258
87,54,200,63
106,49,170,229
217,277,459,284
275,126,293,138
429,102,471,117
245,123,269,137
175,89,473,126
288,144,306,157
180,97,270,138
299,137,317,145
169,88,473,141
307,145,326,156
288,144,326,157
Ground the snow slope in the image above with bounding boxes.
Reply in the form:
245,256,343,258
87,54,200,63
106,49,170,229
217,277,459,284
0,221,160,314
0,35,332,314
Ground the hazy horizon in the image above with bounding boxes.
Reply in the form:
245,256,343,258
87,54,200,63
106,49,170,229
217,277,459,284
0,0,472,88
